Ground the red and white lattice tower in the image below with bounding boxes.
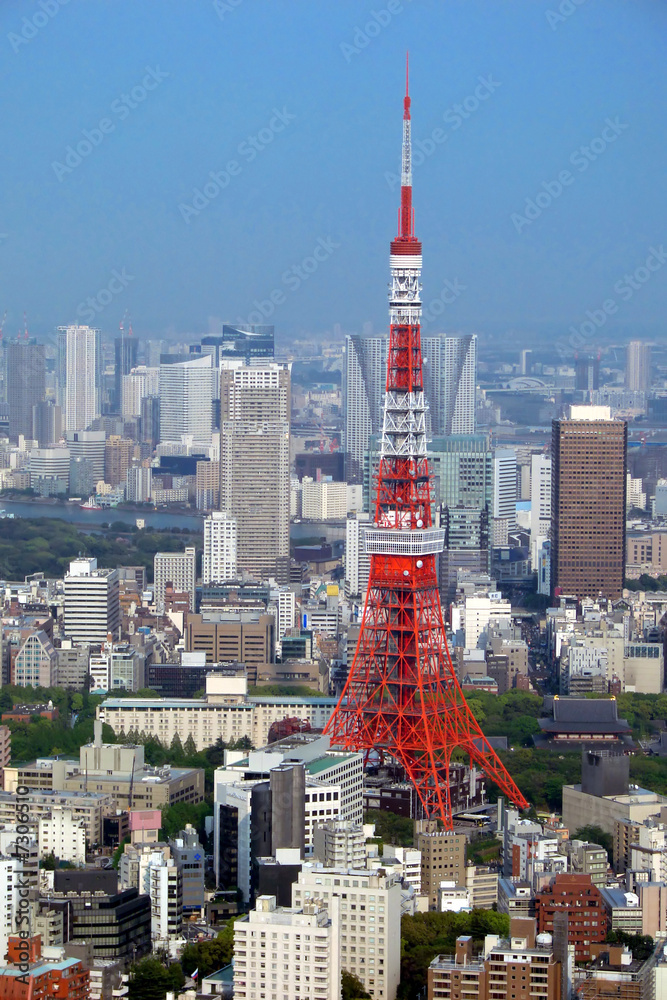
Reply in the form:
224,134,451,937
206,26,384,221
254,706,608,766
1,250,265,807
324,60,529,827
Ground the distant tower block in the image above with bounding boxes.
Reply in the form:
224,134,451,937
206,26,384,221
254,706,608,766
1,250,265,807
325,59,528,827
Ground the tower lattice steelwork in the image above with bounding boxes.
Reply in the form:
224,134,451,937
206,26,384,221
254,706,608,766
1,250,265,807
324,61,529,827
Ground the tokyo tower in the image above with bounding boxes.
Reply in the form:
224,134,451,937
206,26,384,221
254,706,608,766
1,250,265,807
324,59,529,827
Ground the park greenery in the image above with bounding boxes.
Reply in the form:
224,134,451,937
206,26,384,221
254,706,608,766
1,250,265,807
180,919,237,978
127,957,185,1000
0,517,200,582
398,910,509,999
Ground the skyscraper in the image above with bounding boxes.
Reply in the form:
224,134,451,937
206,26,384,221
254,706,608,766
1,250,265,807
32,400,62,448
202,511,237,584
218,363,290,578
343,334,388,484
57,325,102,432
6,339,46,441
121,366,159,418
158,354,213,447
345,333,477,485
626,340,651,391
575,354,600,391
493,449,517,535
153,547,197,612
530,454,551,563
551,405,627,600
423,334,477,435
220,421,290,578
114,334,138,413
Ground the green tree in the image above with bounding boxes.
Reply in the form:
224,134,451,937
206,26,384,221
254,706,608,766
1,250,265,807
128,958,174,1000
365,809,414,847
184,734,198,758
0,690,13,712
181,920,236,978
573,825,613,860
342,969,370,999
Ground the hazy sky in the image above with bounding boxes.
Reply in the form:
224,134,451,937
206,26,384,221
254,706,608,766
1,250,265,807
1,0,665,346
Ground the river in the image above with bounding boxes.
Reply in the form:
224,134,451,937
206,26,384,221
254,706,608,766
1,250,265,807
0,499,347,542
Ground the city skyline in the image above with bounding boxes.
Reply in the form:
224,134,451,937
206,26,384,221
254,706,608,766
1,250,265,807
1,1,665,344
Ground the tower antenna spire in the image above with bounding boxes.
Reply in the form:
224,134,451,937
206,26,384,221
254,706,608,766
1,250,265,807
325,64,528,828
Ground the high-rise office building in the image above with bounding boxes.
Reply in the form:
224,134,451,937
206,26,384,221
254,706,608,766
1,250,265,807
575,354,600,391
57,325,102,432
220,422,290,578
343,335,388,484
191,325,274,365
63,558,120,644
65,430,106,484
423,334,477,435
140,395,160,449
218,362,290,579
32,400,62,448
114,334,138,413
345,334,477,484
493,449,517,529
158,354,213,447
530,454,551,564
626,340,651,392
105,436,136,487
6,339,45,441
551,406,627,601
153,547,197,612
202,511,237,584
430,434,493,509
439,506,491,603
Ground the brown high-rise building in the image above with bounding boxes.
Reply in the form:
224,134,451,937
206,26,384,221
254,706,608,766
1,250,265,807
551,406,627,601
418,830,467,910
536,873,607,962
104,435,137,487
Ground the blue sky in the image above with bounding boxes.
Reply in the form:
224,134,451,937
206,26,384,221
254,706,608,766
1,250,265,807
1,0,665,346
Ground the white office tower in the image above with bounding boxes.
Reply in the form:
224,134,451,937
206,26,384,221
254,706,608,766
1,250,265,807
220,361,290,420
273,587,296,641
234,894,341,1000
493,449,517,543
422,334,477,435
344,335,388,484
58,324,102,432
345,511,371,599
65,430,107,483
64,558,120,644
159,354,213,447
293,867,402,1000
38,807,86,865
202,511,237,584
626,340,651,391
122,366,159,418
530,454,551,561
153,546,196,612
150,859,183,945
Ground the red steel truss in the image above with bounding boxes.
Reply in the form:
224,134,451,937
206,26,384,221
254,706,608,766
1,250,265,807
324,60,528,827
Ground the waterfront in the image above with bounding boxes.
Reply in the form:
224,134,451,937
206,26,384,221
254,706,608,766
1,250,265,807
0,499,346,542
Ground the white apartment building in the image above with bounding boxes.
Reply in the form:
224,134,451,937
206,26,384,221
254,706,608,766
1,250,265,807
293,866,402,1000
38,808,86,865
202,511,237,585
453,592,512,649
126,464,152,502
302,479,349,520
271,588,296,642
345,512,371,599
159,354,213,447
88,645,145,694
234,894,341,1000
530,453,551,566
493,449,517,528
65,430,107,482
313,820,366,870
0,857,19,969
63,558,120,645
58,324,101,432
122,366,159,418
154,547,196,612
150,859,183,945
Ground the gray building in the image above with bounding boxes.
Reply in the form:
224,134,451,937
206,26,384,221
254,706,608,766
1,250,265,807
169,824,205,912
